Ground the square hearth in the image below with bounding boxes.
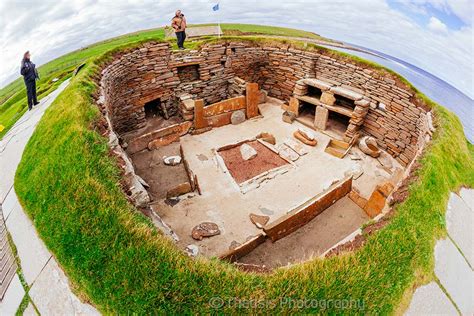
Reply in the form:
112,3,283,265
217,140,288,184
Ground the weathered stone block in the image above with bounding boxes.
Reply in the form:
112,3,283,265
282,111,296,124
284,138,308,156
349,190,368,209
240,143,257,160
231,110,246,125
288,97,299,115
314,106,329,130
320,92,336,105
166,182,192,198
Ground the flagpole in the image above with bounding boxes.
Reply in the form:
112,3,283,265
218,2,221,38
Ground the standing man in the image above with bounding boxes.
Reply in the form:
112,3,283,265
20,51,39,110
171,10,187,50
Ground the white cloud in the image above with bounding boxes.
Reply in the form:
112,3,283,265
0,0,472,98
397,0,473,25
428,16,448,33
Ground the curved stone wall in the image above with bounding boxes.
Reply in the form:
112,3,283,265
100,40,431,166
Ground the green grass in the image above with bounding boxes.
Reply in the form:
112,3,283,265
206,23,333,41
10,31,474,313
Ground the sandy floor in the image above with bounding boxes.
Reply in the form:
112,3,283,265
131,142,189,201
238,196,368,268
148,99,403,261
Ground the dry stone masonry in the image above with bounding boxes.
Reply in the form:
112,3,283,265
100,39,432,167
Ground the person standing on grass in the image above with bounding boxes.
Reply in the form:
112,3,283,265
171,10,187,50
20,51,39,111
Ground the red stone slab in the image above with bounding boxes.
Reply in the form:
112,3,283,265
246,83,259,118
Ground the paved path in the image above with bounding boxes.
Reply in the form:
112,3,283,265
406,188,474,315
0,80,99,315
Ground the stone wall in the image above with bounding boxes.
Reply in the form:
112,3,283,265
100,40,431,166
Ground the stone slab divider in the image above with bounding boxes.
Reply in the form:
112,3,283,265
0,80,100,315
264,176,353,241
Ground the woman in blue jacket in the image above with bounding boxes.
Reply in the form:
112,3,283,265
20,51,39,110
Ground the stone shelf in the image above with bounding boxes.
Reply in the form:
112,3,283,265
302,78,332,91
295,95,354,117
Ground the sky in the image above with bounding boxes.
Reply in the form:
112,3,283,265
0,0,473,98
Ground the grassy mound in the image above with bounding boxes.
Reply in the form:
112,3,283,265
13,34,474,313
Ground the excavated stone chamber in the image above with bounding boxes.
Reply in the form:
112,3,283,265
99,39,433,269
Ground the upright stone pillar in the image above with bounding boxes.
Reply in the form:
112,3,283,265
314,106,329,130
246,83,259,119
194,99,208,129
288,97,299,116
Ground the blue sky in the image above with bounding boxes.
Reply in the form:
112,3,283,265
0,0,472,98
387,0,467,30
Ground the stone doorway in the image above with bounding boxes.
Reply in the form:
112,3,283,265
136,97,183,137
144,98,162,119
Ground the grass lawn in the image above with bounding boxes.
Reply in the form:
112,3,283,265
6,27,474,314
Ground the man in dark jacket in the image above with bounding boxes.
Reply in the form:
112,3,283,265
20,51,39,110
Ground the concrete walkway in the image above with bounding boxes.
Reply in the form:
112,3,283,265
406,188,474,315
0,80,99,315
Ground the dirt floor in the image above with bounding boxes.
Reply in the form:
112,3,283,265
237,196,368,268
147,98,403,261
296,110,349,141
218,140,288,184
130,142,189,201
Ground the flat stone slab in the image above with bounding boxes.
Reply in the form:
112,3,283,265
459,188,473,211
29,258,99,315
5,202,51,285
434,238,474,315
1,188,20,220
405,282,457,315
446,192,473,266
330,86,363,101
284,138,309,156
302,78,332,91
0,275,25,315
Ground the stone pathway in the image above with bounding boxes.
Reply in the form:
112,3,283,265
0,80,99,315
405,188,474,315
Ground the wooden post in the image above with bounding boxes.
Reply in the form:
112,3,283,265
246,83,259,119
